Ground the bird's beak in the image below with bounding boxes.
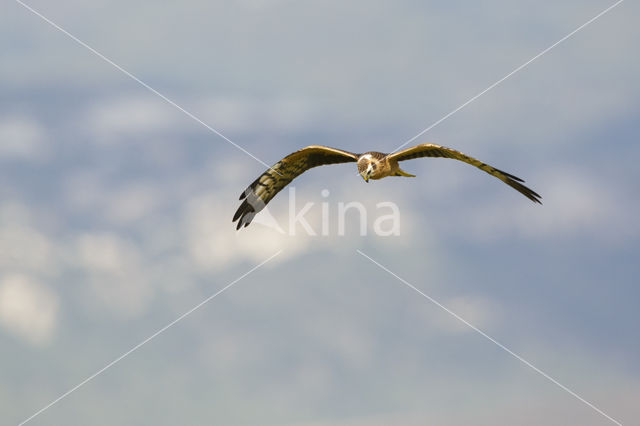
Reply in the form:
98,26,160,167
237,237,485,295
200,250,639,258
364,176,369,183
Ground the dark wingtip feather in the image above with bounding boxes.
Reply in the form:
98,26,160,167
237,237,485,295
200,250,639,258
505,177,542,204
232,199,257,230
232,202,244,222
496,168,525,183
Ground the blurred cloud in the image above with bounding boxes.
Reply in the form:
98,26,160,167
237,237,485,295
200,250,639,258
454,166,639,243
76,232,140,273
87,95,180,141
74,232,153,319
0,224,53,272
428,296,500,335
197,96,316,133
183,193,309,269
0,274,59,345
306,313,375,370
0,115,47,161
1,1,638,425
0,203,54,274
103,182,162,224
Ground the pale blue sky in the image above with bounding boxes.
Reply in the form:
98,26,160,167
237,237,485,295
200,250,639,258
1,1,639,425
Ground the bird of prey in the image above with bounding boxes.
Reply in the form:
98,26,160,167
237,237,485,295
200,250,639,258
233,144,541,229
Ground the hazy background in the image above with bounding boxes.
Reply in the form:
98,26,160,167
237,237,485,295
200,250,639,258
1,1,639,425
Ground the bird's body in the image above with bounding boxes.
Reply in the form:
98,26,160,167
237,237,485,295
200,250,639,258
357,152,415,180
233,144,541,229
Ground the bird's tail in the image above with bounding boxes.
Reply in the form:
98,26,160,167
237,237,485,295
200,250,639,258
395,168,416,177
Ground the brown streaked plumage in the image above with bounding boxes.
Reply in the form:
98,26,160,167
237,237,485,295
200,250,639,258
233,143,541,229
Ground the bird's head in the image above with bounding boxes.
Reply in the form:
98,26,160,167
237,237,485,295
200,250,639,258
358,159,375,182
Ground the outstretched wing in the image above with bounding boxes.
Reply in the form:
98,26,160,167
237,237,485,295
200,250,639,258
388,143,541,203
233,145,358,229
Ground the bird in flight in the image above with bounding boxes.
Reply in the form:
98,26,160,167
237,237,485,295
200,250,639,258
233,144,541,229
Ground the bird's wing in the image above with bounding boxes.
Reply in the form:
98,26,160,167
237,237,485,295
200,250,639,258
388,143,541,203
233,145,358,229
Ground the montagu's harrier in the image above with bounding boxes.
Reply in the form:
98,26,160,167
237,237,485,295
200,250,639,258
233,144,541,229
